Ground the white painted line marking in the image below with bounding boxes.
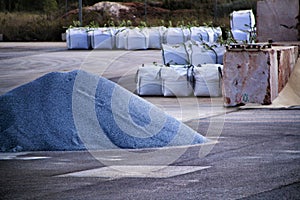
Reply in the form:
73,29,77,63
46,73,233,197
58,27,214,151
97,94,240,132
57,165,211,179
0,153,50,160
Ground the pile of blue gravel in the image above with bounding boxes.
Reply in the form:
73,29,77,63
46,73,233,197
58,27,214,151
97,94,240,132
0,70,208,152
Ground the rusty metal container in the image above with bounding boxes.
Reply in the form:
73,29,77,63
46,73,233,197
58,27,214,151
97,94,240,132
222,45,298,106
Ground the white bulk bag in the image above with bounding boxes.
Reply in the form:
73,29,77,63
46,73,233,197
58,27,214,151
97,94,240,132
212,27,222,42
205,27,215,44
125,27,149,50
146,26,166,49
115,28,128,49
161,65,193,97
187,41,216,65
162,43,189,65
66,28,90,50
191,27,208,43
163,27,190,44
190,27,211,43
213,45,226,64
91,28,115,49
231,29,250,42
187,41,225,65
136,64,163,96
230,9,255,31
193,64,223,97
191,26,223,44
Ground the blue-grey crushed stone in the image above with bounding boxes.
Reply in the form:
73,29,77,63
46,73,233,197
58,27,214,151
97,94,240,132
0,70,207,152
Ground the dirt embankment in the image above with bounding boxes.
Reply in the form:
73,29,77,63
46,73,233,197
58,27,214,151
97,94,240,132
63,1,214,27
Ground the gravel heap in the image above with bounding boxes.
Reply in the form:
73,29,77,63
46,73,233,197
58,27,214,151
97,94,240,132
0,70,207,152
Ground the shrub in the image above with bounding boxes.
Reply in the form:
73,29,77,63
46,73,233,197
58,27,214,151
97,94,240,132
0,12,63,41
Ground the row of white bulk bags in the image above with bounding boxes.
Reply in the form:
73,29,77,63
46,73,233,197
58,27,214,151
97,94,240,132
230,9,255,42
115,26,174,49
193,64,223,97
66,28,90,50
190,26,222,44
67,27,150,50
67,26,224,50
162,27,222,45
136,64,223,97
118,27,191,49
162,41,226,66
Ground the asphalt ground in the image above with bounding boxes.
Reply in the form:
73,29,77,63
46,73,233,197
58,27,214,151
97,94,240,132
0,42,299,199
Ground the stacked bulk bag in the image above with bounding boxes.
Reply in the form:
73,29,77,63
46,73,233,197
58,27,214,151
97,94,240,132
126,27,149,50
162,43,189,65
66,28,90,50
161,65,194,97
136,63,164,96
230,10,255,42
187,41,226,65
146,26,166,49
187,41,216,65
162,41,226,66
193,64,223,97
230,10,255,31
90,27,115,49
230,30,249,42
163,27,190,45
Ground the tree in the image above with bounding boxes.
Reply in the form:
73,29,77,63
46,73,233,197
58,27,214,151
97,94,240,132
41,0,59,20
43,0,58,14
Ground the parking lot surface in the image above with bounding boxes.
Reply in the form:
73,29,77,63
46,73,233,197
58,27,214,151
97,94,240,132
0,42,299,199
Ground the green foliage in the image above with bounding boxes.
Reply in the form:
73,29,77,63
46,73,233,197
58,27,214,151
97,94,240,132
0,12,63,41
217,29,237,45
139,21,148,28
126,20,132,27
88,21,99,28
67,20,81,28
43,0,58,14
